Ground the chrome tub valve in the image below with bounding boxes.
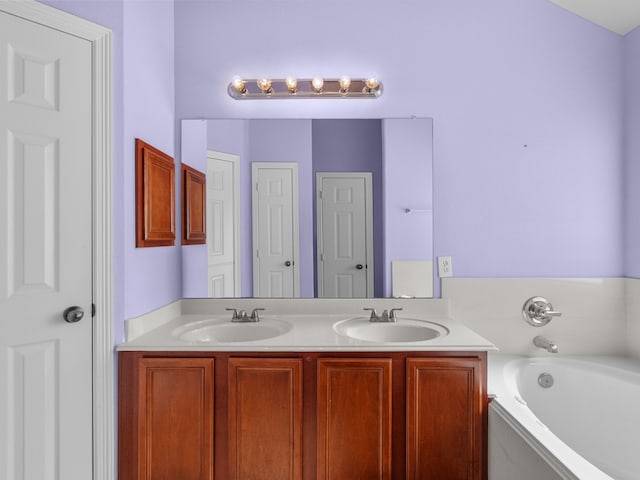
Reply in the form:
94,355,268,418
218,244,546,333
522,296,562,327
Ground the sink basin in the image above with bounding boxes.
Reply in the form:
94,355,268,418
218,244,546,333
333,317,449,343
173,318,292,343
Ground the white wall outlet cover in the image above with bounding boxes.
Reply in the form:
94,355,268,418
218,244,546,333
438,256,453,278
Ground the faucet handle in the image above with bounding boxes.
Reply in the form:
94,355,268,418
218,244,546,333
250,308,265,322
364,308,379,321
523,297,562,327
389,308,403,321
226,308,249,322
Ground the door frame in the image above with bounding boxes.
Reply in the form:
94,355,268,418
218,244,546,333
207,150,241,297
316,172,374,297
0,3,114,480
252,162,300,297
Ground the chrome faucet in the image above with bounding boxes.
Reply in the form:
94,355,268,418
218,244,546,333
523,297,562,327
227,308,264,322
533,335,558,353
364,307,403,322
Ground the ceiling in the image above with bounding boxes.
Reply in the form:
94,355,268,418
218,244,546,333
548,0,640,35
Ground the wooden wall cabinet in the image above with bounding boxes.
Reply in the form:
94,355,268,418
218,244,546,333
182,163,206,245
135,139,175,247
119,351,487,480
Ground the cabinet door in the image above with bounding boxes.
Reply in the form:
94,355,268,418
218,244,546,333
406,357,484,480
317,358,392,480
228,358,303,480
138,357,214,480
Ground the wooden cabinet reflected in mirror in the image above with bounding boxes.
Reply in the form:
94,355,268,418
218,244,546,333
182,163,206,245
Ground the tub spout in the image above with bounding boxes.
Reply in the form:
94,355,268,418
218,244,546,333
533,335,558,353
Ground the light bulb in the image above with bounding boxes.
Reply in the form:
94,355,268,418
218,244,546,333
285,77,298,93
339,76,351,92
312,76,324,93
257,78,272,94
231,76,246,94
364,77,380,91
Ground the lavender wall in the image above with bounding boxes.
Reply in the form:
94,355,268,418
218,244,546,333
175,0,625,279
121,1,179,322
382,118,434,296
312,120,384,296
181,119,208,297
624,27,640,278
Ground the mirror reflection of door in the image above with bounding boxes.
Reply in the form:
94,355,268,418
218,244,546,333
316,173,374,298
207,151,240,297
252,163,300,297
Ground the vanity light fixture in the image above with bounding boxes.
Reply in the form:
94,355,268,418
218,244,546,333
227,75,383,99
339,76,351,93
230,76,247,95
256,78,272,94
285,76,298,93
311,76,324,93
364,77,380,91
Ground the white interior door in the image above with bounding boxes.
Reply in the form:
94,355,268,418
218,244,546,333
207,151,240,297
252,163,299,297
0,11,93,480
317,173,374,298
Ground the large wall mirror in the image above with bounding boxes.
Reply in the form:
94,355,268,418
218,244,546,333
181,117,433,299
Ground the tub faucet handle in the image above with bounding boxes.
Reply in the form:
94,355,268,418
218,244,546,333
523,296,562,327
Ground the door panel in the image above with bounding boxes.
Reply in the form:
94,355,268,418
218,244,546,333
252,163,299,297
228,358,303,480
137,358,215,480
406,357,484,480
0,11,93,480
317,358,392,480
207,152,239,297
317,174,373,298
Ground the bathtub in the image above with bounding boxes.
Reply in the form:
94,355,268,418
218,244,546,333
489,355,640,480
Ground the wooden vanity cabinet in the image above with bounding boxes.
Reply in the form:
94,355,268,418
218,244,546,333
227,358,303,480
406,357,485,480
118,351,487,480
118,356,215,480
316,358,393,480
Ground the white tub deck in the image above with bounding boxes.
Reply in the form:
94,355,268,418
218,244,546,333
489,355,640,480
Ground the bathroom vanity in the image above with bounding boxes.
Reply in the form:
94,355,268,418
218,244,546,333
117,302,495,480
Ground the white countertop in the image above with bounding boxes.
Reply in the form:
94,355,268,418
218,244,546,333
118,311,497,352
